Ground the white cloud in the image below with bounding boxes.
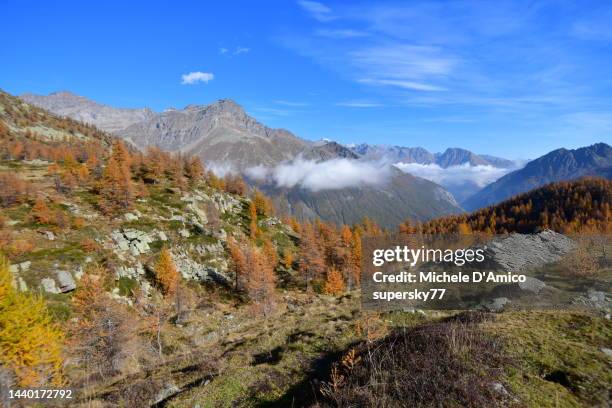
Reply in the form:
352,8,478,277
314,29,369,38
208,162,236,177
350,44,455,80
393,162,518,188
219,47,229,54
359,78,445,92
246,158,391,191
298,0,335,22
234,46,250,55
181,71,214,85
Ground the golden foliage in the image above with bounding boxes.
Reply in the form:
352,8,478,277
155,247,180,296
324,267,345,296
415,178,611,234
0,255,64,387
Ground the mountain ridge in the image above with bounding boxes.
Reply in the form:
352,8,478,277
462,142,612,211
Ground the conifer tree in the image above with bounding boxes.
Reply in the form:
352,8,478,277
249,200,258,239
244,246,276,316
299,222,326,291
0,255,64,387
228,238,247,291
31,196,53,224
324,267,345,295
99,140,134,214
155,247,180,296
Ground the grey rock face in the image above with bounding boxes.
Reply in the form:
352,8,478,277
55,271,76,292
111,228,156,256
120,99,308,170
21,91,155,134
484,230,576,273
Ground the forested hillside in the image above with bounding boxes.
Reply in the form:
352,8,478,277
400,177,611,234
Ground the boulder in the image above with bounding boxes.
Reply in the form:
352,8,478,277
55,271,76,292
41,278,59,294
518,277,546,294
124,212,139,221
18,277,28,292
485,297,510,312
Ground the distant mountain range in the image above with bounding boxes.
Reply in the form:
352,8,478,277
463,143,612,211
351,143,515,168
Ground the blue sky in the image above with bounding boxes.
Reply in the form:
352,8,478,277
1,0,611,158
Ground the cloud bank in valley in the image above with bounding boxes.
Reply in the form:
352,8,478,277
246,158,391,191
393,162,520,188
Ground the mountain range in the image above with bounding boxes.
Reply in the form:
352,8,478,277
463,143,612,211
20,91,463,227
20,91,612,225
351,143,515,168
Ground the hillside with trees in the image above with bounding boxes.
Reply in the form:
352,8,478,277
400,177,611,235
0,90,610,407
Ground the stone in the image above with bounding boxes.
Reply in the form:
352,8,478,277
518,277,546,294
124,212,139,221
18,277,28,291
123,229,139,240
55,271,76,292
8,265,18,273
74,265,84,280
490,382,510,396
41,278,59,293
588,290,606,303
18,261,31,272
179,229,191,238
154,383,180,404
601,347,612,357
213,229,227,240
158,231,168,241
45,231,55,241
486,297,509,312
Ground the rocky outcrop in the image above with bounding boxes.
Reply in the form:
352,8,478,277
111,228,158,256
483,230,576,272
173,252,230,285
40,270,77,293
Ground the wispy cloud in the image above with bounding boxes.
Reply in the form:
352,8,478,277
350,44,454,79
246,157,391,191
234,46,250,55
219,46,250,56
275,100,309,107
394,162,519,188
359,78,445,92
298,1,335,22
314,28,369,38
336,100,383,108
181,71,214,85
